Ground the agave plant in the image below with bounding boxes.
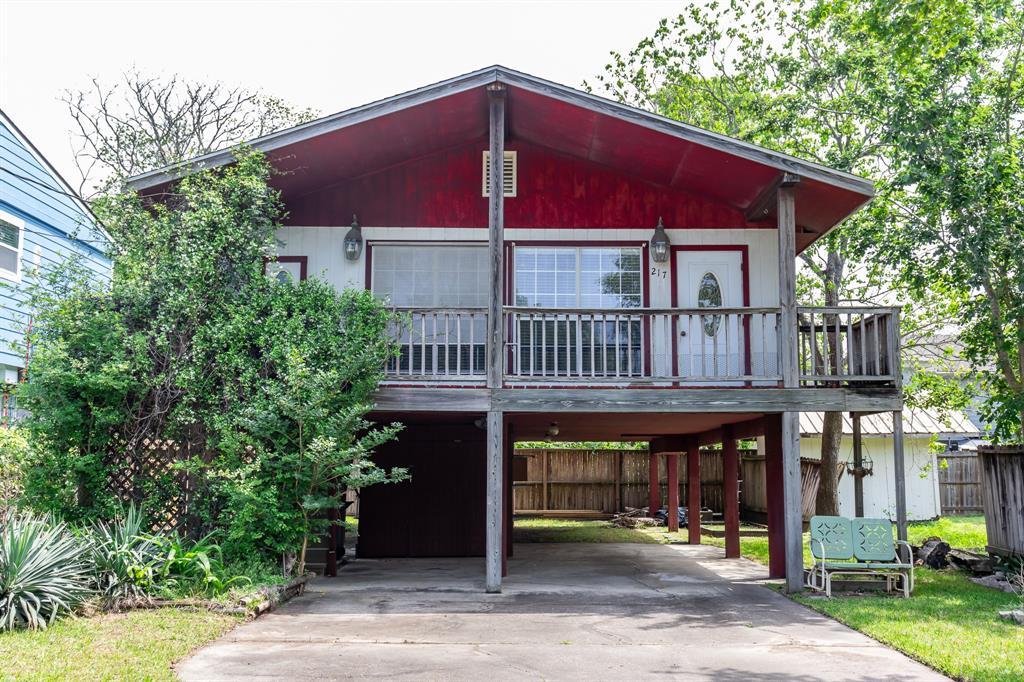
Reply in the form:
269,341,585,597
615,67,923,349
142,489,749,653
87,505,160,606
0,512,93,631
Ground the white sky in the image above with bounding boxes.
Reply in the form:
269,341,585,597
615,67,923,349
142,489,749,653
0,0,682,189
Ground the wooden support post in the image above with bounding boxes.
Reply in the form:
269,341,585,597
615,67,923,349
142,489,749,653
893,410,908,549
542,450,549,511
852,412,864,518
648,452,660,513
781,411,803,593
687,438,701,544
614,451,623,512
486,83,506,390
777,177,804,593
764,415,786,579
486,410,503,593
503,419,512,574
666,454,680,533
723,427,740,558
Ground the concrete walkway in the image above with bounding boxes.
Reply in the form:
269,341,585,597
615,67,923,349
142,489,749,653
178,543,946,681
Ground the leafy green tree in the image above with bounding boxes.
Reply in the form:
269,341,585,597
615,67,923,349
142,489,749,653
842,0,1024,441
590,0,892,512
18,150,405,566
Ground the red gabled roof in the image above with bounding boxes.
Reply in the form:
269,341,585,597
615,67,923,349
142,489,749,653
127,65,873,246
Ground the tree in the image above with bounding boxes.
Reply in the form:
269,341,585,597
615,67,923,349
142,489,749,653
64,72,318,196
18,150,405,566
842,0,1024,441
590,0,891,513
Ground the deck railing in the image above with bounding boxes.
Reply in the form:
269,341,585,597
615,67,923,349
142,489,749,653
796,306,901,386
503,306,782,383
381,305,901,387
384,308,488,381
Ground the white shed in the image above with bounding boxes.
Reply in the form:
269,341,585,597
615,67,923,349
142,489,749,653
799,410,980,521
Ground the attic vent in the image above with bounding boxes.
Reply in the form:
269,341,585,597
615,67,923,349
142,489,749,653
482,151,517,197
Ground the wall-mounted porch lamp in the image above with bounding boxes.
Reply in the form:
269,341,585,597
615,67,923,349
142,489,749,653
344,214,363,261
650,217,670,263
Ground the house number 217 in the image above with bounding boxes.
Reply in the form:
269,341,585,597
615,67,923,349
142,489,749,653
650,266,668,279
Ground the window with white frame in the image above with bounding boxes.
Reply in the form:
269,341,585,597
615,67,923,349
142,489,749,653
372,244,488,376
0,212,24,280
513,246,643,377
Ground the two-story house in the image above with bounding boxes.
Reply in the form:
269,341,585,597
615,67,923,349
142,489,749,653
127,67,905,593
0,109,113,419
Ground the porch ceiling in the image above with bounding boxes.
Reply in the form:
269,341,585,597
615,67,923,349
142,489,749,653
507,412,764,442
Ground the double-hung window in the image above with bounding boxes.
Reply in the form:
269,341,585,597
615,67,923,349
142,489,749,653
372,244,488,377
514,246,643,377
0,212,24,281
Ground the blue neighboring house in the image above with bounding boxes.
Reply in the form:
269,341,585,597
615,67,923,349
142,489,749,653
0,109,113,417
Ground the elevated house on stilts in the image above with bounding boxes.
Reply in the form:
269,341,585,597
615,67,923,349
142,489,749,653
128,66,903,593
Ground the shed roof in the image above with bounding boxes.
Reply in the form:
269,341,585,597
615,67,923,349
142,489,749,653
800,409,980,438
127,66,873,246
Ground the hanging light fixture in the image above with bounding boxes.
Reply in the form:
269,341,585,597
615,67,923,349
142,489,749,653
650,217,670,263
546,422,560,438
344,214,363,261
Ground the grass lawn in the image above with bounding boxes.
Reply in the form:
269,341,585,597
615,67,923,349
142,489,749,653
908,514,987,551
695,515,1017,682
793,570,1024,682
513,518,659,543
0,608,241,681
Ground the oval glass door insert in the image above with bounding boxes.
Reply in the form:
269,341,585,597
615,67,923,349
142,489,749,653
697,272,723,336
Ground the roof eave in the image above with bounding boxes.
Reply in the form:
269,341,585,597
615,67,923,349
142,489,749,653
126,64,875,203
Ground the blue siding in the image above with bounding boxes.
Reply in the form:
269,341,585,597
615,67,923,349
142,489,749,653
0,116,112,369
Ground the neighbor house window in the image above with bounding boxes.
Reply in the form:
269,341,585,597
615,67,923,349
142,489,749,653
513,246,643,377
0,212,24,281
372,244,488,376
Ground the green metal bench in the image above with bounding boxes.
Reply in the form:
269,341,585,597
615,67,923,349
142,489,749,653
806,516,914,597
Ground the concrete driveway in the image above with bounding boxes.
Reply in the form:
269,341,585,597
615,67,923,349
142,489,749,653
178,543,945,681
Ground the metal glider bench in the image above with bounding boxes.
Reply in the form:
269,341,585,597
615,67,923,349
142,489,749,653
806,516,914,598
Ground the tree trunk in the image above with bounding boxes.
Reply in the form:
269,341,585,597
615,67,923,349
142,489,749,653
817,250,844,516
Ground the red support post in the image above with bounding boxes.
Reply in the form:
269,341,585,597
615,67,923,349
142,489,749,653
687,438,701,544
666,454,679,533
764,414,787,579
723,427,740,558
648,453,661,513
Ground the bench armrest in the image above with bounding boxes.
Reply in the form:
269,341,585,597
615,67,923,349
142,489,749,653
895,540,913,564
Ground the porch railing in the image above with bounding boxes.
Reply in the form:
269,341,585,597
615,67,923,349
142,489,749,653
384,308,487,381
503,306,782,383
381,305,902,387
796,306,901,386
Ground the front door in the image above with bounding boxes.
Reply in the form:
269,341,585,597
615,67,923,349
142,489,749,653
676,250,744,381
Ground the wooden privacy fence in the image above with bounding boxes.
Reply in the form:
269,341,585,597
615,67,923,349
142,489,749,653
513,448,756,514
979,446,1024,557
937,451,984,515
739,455,838,522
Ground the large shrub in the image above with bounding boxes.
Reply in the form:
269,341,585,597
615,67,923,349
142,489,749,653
0,428,28,513
17,149,405,565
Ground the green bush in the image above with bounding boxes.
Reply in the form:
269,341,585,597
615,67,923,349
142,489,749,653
0,428,28,513
0,512,93,631
148,533,249,597
17,151,406,567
